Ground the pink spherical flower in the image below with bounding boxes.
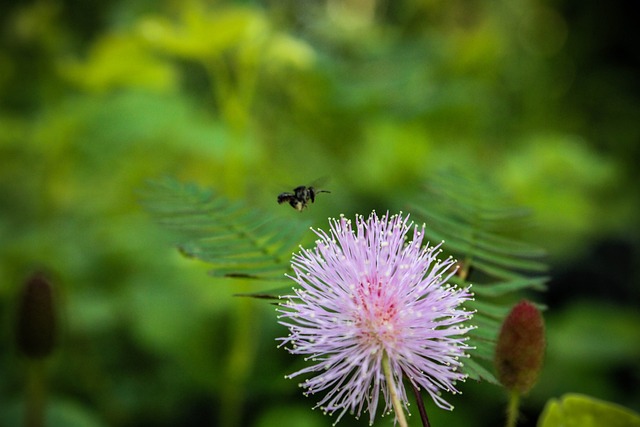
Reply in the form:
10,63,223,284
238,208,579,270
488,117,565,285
278,212,475,425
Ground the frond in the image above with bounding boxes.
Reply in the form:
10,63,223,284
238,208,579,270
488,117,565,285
140,177,311,281
411,170,548,384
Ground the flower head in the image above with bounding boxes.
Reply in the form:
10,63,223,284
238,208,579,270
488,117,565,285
278,212,475,424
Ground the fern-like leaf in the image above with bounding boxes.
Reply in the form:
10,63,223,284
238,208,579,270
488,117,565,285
140,177,311,281
411,170,548,384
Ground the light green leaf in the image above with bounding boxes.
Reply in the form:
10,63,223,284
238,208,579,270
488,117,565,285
538,394,640,427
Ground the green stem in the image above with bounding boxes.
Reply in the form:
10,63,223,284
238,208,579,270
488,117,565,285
506,391,520,427
220,288,258,427
25,360,46,427
382,353,408,427
459,257,472,281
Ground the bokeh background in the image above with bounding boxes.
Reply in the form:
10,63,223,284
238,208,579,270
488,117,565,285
1,0,638,426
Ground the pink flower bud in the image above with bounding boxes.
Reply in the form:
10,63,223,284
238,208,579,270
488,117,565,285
494,300,545,394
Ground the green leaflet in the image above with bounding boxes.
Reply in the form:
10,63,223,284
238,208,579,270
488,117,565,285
140,177,311,281
411,170,548,384
538,394,640,427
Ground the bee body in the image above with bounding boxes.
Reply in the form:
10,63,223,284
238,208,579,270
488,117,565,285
277,185,330,211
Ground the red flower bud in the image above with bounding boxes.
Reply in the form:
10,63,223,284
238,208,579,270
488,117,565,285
494,300,545,394
16,272,58,359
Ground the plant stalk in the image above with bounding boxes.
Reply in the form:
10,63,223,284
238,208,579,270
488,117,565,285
506,390,520,427
24,360,46,427
406,372,430,427
220,284,260,427
383,353,408,427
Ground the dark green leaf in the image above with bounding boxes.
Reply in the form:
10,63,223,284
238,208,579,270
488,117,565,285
411,170,547,383
463,357,499,384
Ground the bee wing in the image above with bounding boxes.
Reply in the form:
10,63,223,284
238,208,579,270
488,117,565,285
308,176,330,189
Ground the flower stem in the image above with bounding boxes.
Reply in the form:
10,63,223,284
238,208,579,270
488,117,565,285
383,353,408,427
405,371,430,427
25,360,46,427
506,391,520,427
221,288,258,427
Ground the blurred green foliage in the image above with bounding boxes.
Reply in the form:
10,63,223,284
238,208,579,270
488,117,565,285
1,0,638,426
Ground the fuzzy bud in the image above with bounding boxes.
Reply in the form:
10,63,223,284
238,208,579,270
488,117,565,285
494,300,545,394
16,272,57,359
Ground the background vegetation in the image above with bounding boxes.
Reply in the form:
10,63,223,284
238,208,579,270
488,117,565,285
1,0,638,426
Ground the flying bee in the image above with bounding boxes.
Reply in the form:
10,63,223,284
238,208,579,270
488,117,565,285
277,185,330,211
